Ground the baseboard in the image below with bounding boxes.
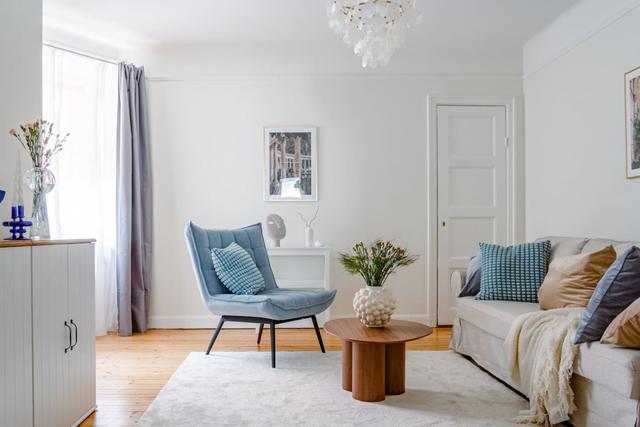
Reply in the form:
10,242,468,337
148,315,289,329
148,314,327,329
148,313,430,329
72,405,96,427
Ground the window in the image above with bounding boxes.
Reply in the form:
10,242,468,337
42,45,118,336
286,158,294,176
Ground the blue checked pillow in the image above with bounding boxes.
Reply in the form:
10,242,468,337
476,241,551,302
211,242,266,295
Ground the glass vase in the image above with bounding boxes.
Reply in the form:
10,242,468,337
24,167,55,240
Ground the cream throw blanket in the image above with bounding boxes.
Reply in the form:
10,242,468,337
504,308,584,426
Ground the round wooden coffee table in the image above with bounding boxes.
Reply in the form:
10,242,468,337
324,318,432,402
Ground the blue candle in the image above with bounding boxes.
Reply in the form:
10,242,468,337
17,205,24,218
11,205,18,219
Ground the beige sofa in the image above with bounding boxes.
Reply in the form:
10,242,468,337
450,236,640,427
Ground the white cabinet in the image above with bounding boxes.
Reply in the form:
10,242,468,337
66,244,96,425
0,240,95,427
32,245,70,427
0,247,33,427
267,247,331,325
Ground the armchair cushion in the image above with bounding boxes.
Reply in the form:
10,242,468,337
206,288,337,320
211,242,266,295
185,222,277,296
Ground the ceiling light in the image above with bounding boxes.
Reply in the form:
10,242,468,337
327,0,422,68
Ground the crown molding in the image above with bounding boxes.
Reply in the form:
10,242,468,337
145,73,523,82
523,0,640,78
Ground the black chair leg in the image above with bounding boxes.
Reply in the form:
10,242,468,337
257,323,264,344
311,315,325,353
270,321,276,368
206,317,225,355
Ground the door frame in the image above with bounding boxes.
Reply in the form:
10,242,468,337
425,95,525,326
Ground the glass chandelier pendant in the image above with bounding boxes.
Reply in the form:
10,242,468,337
327,0,422,68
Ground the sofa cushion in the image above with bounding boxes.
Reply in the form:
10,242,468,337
477,241,551,302
536,236,589,262
456,296,540,340
581,238,621,254
575,341,640,399
612,241,640,255
580,238,640,258
576,246,640,344
457,296,640,400
459,247,481,297
601,297,640,349
582,239,623,253
538,246,616,310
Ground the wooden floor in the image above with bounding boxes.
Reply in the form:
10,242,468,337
80,326,452,426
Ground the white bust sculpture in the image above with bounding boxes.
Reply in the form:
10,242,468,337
265,214,286,247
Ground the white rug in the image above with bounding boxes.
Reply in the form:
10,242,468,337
137,351,527,427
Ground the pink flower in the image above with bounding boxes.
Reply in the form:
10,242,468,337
8,129,16,136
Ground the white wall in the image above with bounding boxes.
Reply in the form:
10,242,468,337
0,0,42,238
147,76,522,327
524,1,640,241
40,7,525,327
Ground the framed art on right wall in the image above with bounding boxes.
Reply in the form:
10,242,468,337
625,66,640,179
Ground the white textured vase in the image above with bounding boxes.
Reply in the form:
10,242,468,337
304,226,314,247
353,286,396,327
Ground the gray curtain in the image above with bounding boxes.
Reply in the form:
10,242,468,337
116,63,153,336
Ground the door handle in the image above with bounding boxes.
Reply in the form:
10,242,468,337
70,319,78,351
64,321,72,353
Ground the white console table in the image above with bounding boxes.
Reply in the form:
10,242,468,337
267,247,331,326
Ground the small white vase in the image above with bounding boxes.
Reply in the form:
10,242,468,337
353,286,396,327
304,226,314,247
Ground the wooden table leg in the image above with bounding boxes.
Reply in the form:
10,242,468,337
342,340,352,391
352,342,385,402
385,342,405,395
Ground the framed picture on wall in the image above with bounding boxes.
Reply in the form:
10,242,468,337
625,66,640,179
263,127,318,201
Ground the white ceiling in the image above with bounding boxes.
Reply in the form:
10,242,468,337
44,0,578,51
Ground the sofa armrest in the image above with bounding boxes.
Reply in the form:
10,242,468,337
451,270,466,297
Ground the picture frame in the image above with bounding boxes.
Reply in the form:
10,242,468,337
263,127,318,201
624,66,640,179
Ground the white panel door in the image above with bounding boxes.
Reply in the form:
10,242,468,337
67,243,96,425
437,105,508,325
0,247,33,427
32,245,71,427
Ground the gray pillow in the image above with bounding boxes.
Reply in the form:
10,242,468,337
575,246,640,344
459,247,481,297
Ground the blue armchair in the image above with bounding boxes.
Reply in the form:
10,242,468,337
184,222,337,367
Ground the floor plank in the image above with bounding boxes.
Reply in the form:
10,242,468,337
80,326,452,426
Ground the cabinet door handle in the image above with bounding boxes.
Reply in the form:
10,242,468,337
64,321,72,353
70,319,78,351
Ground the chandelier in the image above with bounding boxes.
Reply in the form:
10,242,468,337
327,0,422,68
